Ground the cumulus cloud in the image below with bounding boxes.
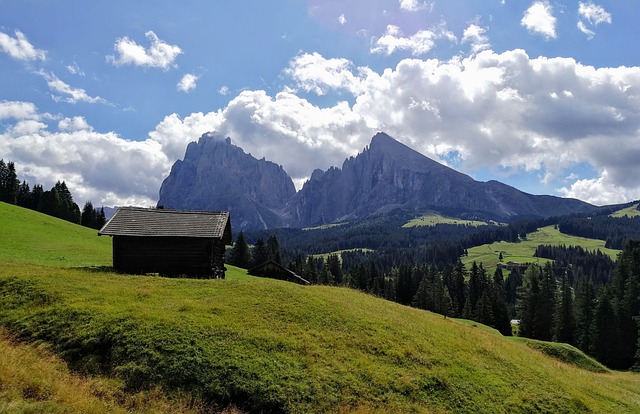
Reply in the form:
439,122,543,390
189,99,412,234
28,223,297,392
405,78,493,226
199,50,640,204
6,50,640,206
338,14,347,25
371,24,455,56
36,70,108,104
521,1,557,39
399,0,433,12
285,52,370,95
218,85,230,95
107,31,182,70
462,24,490,54
577,2,611,39
177,73,198,92
1,103,173,207
0,101,39,120
0,30,46,61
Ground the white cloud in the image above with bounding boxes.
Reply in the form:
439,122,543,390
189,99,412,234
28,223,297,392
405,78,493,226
399,0,432,12
0,30,46,61
177,73,198,92
338,14,347,25
285,52,369,95
2,107,173,207
371,24,455,56
66,62,85,76
218,85,230,95
58,116,92,132
578,2,612,25
462,24,490,54
558,170,640,206
577,21,595,39
37,70,107,104
107,31,182,70
577,2,611,39
0,101,39,120
521,1,557,39
6,49,640,207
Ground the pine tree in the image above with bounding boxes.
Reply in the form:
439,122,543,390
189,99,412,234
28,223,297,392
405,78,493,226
536,263,557,341
251,238,268,267
229,231,252,268
395,263,414,305
517,265,541,338
573,279,595,353
553,272,574,344
491,268,512,336
266,235,282,264
81,201,97,228
326,254,343,285
590,289,620,367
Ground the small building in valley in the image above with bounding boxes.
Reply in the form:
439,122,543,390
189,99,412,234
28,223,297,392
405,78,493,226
99,207,232,278
249,260,310,285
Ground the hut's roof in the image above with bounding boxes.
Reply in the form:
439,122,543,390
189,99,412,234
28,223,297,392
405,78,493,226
99,207,231,243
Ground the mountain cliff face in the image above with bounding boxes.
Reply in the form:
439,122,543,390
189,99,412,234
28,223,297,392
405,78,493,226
158,133,296,230
285,132,593,227
159,132,594,230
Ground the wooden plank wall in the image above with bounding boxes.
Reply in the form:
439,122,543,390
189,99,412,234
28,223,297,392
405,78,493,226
113,236,225,278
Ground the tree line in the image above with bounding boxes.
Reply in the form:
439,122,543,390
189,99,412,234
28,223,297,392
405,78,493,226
0,159,106,230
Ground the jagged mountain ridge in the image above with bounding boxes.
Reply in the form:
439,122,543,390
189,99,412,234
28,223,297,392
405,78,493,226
158,133,296,230
158,132,595,230
285,132,594,226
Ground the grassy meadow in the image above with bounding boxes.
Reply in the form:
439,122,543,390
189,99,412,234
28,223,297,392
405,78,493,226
462,225,621,273
610,203,640,218
402,212,494,228
1,202,640,413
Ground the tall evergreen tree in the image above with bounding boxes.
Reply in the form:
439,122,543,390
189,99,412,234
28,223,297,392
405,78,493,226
553,272,575,344
491,268,512,336
229,231,252,268
590,289,620,368
266,235,282,264
81,201,97,228
536,263,557,341
395,263,414,305
326,254,343,285
251,238,268,267
517,265,541,338
573,279,595,353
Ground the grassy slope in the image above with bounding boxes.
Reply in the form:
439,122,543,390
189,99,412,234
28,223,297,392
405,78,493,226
1,203,640,413
462,225,621,272
402,212,492,228
0,201,111,267
610,203,640,218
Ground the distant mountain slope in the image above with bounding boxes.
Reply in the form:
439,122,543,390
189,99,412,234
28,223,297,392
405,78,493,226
158,133,296,230
286,132,594,227
158,132,595,230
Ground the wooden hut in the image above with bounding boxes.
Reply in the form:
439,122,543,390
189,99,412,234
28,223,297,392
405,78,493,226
249,260,310,285
99,207,232,278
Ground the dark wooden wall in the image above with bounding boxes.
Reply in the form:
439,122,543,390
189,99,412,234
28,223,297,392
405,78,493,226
112,236,225,278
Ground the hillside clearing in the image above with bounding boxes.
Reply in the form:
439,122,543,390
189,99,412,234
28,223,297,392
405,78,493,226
402,212,494,228
610,203,640,218
462,225,620,273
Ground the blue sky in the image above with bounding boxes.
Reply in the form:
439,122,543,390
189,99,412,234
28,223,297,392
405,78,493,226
1,1,639,207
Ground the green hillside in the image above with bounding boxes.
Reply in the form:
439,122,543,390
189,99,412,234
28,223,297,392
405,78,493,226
0,201,111,267
462,225,621,272
610,203,640,218
1,203,640,413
